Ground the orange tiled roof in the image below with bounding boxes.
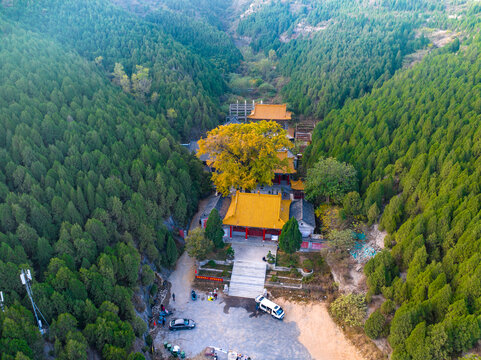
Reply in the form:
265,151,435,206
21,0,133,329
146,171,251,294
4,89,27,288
223,191,291,230
274,151,296,174
291,180,305,191
247,104,292,121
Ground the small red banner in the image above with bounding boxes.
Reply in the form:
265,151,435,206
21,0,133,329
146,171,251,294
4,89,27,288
195,275,223,282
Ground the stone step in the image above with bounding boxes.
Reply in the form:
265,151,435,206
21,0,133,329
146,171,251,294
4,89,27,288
231,269,266,279
228,282,264,299
229,260,267,299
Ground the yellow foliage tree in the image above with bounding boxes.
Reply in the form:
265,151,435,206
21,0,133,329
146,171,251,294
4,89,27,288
197,121,292,195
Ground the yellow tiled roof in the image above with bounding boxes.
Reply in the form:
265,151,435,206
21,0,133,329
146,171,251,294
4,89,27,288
223,191,291,230
274,151,296,174
247,104,292,121
291,180,305,191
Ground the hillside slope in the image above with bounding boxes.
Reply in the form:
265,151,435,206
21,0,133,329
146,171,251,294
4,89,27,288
4,0,227,138
305,13,481,359
0,15,209,359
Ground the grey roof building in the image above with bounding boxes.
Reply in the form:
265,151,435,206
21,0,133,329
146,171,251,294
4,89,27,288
290,199,316,237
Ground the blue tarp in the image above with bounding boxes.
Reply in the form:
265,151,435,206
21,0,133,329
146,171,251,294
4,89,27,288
350,241,376,262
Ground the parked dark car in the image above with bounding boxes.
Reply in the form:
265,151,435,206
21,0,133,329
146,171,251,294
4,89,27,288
169,318,196,331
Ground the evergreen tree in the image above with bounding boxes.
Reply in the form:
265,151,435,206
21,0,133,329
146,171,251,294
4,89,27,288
166,235,178,267
279,218,302,254
205,209,224,249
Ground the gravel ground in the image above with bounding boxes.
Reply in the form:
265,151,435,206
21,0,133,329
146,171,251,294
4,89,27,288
154,292,312,360
154,252,310,359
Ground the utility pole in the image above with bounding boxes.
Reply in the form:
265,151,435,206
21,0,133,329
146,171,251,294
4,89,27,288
20,269,49,335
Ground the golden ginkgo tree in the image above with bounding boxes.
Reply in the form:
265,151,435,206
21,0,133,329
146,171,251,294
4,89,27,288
197,120,292,195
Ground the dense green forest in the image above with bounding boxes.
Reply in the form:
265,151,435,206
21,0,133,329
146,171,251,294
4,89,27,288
111,0,242,73
144,9,241,73
0,12,210,358
305,9,481,358
237,0,436,117
4,0,228,139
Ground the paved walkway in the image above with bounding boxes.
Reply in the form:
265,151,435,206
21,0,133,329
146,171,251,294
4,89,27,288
228,242,277,299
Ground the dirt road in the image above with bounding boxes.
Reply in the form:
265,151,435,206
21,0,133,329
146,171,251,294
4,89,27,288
167,251,195,311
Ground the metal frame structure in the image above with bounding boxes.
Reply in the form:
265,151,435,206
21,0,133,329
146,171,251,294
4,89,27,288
20,269,49,335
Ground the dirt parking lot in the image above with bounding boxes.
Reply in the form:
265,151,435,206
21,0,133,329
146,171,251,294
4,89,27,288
154,252,366,360
156,293,311,359
154,252,311,359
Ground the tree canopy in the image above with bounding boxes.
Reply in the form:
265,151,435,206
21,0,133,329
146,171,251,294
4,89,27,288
185,227,213,260
305,157,358,204
197,121,292,195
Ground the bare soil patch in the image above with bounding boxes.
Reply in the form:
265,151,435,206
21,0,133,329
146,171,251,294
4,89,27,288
278,299,368,360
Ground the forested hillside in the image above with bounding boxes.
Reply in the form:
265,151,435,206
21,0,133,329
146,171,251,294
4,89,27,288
4,0,227,138
144,8,241,73
237,0,436,118
0,14,210,359
111,0,242,73
305,10,481,358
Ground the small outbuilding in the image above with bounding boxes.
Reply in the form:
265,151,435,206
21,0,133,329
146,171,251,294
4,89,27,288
290,199,316,237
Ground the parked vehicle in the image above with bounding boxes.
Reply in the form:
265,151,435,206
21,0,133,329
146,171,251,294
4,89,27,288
255,295,285,320
169,318,196,331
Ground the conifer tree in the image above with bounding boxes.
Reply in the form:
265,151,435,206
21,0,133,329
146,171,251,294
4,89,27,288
166,235,178,267
279,217,302,254
205,209,224,249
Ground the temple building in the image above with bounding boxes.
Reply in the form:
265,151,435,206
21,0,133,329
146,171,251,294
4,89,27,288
247,104,292,129
290,179,305,199
223,191,291,240
222,191,316,239
273,150,296,185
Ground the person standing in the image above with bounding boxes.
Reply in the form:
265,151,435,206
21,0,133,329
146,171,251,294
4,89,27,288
172,293,175,302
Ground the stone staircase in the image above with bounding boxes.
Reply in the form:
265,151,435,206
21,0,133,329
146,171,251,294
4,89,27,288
228,260,267,299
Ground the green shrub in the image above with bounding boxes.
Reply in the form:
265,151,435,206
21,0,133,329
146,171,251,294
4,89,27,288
365,288,374,303
384,234,393,248
150,284,158,296
270,275,279,282
207,260,216,268
286,253,299,267
365,309,387,339
267,250,276,264
302,274,315,283
132,316,147,337
381,299,396,315
145,334,153,347
141,264,155,287
302,259,313,271
381,285,394,300
329,293,367,327
226,246,235,259
290,267,300,277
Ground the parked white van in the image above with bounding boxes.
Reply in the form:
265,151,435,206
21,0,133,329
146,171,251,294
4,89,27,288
255,295,285,320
